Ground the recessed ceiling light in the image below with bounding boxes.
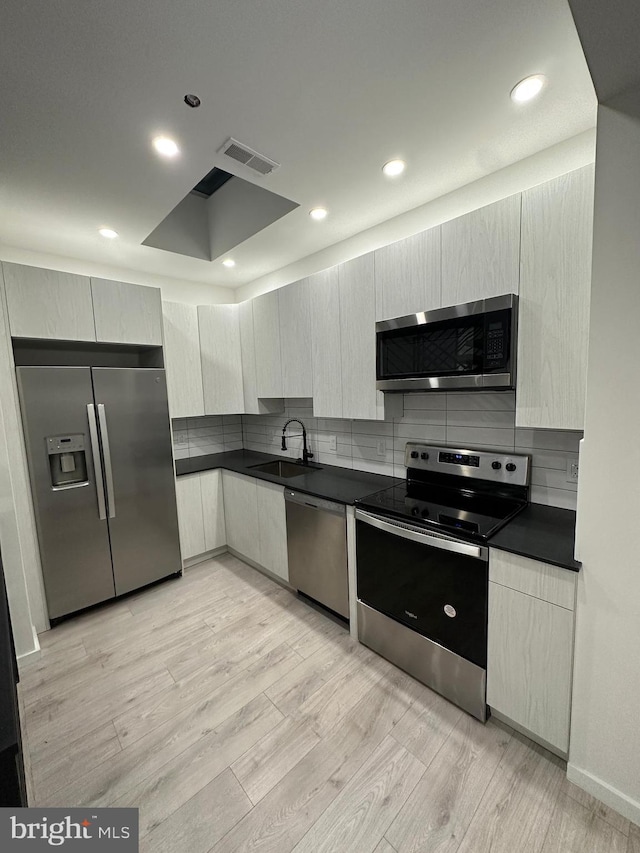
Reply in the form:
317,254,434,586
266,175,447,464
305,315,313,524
98,228,118,239
309,207,328,221
382,159,406,177
510,74,546,103
152,136,180,157
222,258,236,268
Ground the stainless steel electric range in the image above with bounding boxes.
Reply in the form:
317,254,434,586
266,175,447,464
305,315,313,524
354,442,530,721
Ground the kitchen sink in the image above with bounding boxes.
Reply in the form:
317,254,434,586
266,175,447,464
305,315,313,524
249,460,322,478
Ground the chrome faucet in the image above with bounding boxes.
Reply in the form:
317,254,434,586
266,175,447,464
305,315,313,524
281,419,314,465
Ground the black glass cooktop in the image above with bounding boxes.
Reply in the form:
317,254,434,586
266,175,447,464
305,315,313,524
355,480,526,541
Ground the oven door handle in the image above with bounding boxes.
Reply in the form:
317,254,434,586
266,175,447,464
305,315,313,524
355,509,488,561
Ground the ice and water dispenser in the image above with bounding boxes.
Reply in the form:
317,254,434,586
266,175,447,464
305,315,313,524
46,434,88,488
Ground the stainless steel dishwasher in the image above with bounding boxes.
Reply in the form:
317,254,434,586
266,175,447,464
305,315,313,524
285,490,349,620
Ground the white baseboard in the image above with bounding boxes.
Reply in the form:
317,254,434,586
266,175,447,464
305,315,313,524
183,546,228,568
17,625,41,668
567,762,640,827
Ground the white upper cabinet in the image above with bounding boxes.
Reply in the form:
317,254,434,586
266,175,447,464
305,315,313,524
516,165,595,431
441,195,521,305
238,300,260,414
162,301,205,418
2,263,96,341
253,291,283,398
310,267,343,419
278,279,313,397
91,278,162,345
340,254,383,421
198,304,244,415
374,228,442,321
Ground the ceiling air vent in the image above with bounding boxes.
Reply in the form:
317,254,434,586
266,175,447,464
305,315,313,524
219,137,280,176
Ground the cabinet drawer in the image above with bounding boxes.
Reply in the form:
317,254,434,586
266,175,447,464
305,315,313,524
489,550,576,610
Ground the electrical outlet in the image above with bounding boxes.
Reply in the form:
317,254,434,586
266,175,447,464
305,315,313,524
329,435,337,451
377,439,386,457
566,460,579,483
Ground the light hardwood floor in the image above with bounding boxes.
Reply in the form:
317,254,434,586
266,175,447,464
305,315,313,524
18,554,635,852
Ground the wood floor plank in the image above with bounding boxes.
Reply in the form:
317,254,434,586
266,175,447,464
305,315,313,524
541,791,628,853
386,715,512,853
376,840,399,853
288,614,348,659
44,642,301,809
38,602,134,651
112,693,283,838
139,767,252,853
456,733,565,853
231,717,321,805
32,721,122,803
26,665,175,757
265,632,368,717
19,640,87,686
628,825,640,853
291,735,426,853
561,778,630,836
389,685,464,768
210,666,424,853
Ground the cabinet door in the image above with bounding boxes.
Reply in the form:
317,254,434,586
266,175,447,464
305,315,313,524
340,254,383,421
310,267,343,418
162,301,205,418
375,229,441,321
2,263,95,341
200,469,226,552
239,300,259,414
279,279,312,397
91,278,162,345
222,471,260,563
198,305,244,415
175,475,205,560
441,195,521,305
487,581,574,752
256,480,289,582
516,166,595,430
253,291,283,397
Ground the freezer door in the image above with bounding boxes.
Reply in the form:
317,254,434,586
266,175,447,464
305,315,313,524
16,367,115,619
91,368,181,594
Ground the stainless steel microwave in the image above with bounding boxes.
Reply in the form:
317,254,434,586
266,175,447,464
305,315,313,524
376,294,517,392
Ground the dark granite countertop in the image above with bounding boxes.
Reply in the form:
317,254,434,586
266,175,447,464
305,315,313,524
176,450,580,572
175,449,402,505
490,504,580,572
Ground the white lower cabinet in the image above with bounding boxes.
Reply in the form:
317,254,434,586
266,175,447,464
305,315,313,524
175,474,206,560
487,550,576,754
176,470,226,560
256,480,289,582
222,471,260,564
200,470,226,552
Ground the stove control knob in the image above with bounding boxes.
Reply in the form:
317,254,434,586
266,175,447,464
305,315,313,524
420,452,429,461
421,508,430,518
491,461,502,470
410,451,419,459
411,506,420,516
506,462,517,472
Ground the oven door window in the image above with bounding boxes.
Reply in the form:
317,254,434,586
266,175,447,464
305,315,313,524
356,520,487,668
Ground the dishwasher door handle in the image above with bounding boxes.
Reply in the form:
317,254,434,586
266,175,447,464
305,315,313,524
355,509,488,561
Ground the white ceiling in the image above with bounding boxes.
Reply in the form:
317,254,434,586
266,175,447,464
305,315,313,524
0,0,596,290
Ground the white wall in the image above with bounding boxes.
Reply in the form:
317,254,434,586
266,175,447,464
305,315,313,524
237,129,596,301
569,92,640,825
0,245,234,306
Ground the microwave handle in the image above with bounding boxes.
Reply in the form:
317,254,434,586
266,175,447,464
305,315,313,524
355,509,488,561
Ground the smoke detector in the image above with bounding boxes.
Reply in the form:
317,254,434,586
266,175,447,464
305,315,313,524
218,137,280,176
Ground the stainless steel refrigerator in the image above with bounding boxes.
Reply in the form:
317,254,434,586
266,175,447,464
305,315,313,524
17,367,181,620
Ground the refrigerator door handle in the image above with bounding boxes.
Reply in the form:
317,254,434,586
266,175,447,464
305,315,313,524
86,404,107,521
97,403,116,519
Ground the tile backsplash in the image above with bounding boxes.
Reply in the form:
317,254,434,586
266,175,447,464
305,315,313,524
240,393,582,511
172,415,243,459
